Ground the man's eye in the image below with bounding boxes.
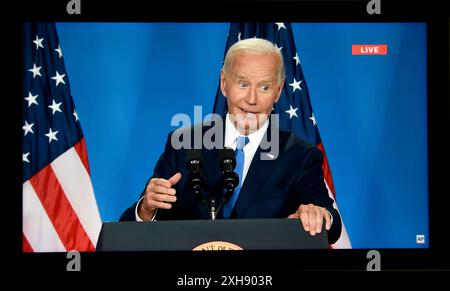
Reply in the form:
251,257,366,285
238,82,248,88
261,85,269,91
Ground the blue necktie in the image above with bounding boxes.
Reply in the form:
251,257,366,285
223,135,249,219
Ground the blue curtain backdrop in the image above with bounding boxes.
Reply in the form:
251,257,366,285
55,22,428,248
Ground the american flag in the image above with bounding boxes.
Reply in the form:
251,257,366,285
213,22,351,248
22,22,101,252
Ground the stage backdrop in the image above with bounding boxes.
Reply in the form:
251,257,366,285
55,22,428,248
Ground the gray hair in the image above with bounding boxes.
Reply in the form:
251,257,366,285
222,38,286,84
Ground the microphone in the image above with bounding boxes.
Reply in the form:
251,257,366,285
186,149,204,196
186,149,218,220
218,147,239,202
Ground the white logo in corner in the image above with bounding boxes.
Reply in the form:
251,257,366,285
416,235,425,244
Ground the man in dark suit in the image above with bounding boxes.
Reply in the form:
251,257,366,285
120,38,342,244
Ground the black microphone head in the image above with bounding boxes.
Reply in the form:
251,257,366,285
186,149,205,196
186,149,203,171
218,147,236,171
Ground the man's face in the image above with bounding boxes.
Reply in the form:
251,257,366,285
220,52,284,135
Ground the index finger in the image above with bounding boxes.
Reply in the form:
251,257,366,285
325,211,332,230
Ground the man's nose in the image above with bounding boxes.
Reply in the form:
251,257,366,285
246,87,257,105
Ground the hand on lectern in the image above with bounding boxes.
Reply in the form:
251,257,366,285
287,203,332,236
138,172,182,220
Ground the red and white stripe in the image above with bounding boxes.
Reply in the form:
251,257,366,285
23,138,102,252
317,143,352,249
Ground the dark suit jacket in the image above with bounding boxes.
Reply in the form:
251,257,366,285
120,119,342,244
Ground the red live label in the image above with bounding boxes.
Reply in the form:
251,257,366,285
352,44,388,55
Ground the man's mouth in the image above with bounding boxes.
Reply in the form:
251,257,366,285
240,107,258,116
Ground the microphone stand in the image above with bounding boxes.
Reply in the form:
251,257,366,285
193,181,238,220
193,185,219,221
209,197,217,220
198,185,234,220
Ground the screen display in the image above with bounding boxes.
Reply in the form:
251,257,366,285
23,22,428,251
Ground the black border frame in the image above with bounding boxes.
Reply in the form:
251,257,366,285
9,0,450,275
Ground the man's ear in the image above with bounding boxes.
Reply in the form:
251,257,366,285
275,80,285,103
220,70,227,97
